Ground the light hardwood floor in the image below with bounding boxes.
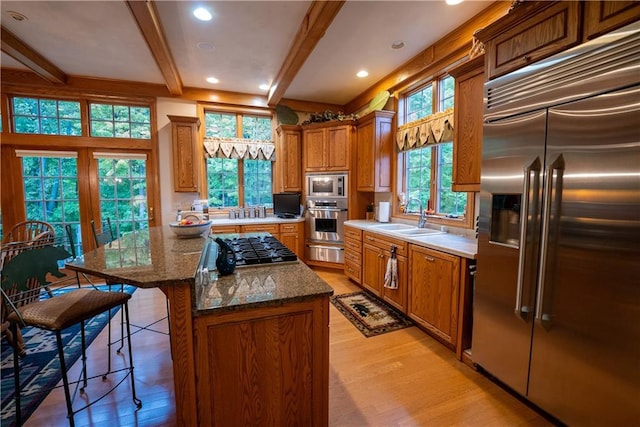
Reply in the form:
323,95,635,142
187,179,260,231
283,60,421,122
22,268,551,426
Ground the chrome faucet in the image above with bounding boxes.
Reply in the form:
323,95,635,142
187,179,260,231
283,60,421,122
407,198,428,228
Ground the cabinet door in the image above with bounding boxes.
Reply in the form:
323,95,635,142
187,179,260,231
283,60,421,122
583,1,640,40
303,129,326,171
356,119,375,190
168,115,200,192
283,130,302,191
381,254,407,313
408,245,460,347
451,57,484,192
326,126,350,170
280,222,304,260
362,243,383,296
483,1,581,80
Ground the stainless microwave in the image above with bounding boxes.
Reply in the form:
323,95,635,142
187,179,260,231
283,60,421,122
306,173,347,198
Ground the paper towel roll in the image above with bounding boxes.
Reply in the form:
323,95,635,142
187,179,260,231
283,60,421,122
378,202,390,223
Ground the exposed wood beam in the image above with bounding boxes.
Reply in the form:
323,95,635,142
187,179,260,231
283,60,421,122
343,1,511,114
1,26,67,85
267,1,345,107
126,0,183,95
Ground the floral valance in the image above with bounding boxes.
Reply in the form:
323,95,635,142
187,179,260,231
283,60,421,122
396,108,454,152
203,137,276,161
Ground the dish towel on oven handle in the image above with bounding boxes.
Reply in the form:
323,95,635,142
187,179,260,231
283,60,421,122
384,245,398,290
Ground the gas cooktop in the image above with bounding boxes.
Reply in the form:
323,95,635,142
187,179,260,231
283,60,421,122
218,235,298,267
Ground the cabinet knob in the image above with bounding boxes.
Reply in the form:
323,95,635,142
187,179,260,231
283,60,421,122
425,256,435,262
522,55,531,62
366,237,374,241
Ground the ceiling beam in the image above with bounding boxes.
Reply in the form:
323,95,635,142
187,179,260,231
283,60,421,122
126,0,183,96
1,26,67,85
267,0,345,107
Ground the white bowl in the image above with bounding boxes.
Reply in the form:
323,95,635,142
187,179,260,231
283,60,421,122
169,220,212,238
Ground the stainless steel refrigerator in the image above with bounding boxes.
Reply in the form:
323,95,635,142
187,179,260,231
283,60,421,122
473,22,640,425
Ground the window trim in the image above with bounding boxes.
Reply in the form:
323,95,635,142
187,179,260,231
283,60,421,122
395,74,475,229
198,103,275,210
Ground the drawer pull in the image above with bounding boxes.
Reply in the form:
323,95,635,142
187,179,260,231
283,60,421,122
425,256,435,262
366,237,374,241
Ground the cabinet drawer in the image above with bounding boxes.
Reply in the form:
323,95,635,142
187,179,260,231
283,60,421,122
344,259,361,283
241,224,280,234
211,225,240,234
344,248,361,265
344,226,362,241
363,231,407,257
345,237,362,254
279,223,301,233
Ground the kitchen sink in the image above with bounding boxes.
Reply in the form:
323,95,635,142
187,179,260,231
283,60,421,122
395,228,444,236
369,223,414,231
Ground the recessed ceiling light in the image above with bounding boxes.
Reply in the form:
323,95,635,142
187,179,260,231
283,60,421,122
197,42,215,52
7,10,28,21
446,0,464,5
259,84,270,91
391,40,405,50
206,77,219,84
193,7,212,21
356,70,369,78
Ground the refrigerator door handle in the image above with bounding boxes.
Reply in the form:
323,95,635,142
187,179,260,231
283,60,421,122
536,154,565,330
515,157,541,321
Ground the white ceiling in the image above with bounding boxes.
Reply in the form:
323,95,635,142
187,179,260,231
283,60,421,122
1,0,494,106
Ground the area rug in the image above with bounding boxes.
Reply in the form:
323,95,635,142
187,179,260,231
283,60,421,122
330,291,413,337
0,284,136,427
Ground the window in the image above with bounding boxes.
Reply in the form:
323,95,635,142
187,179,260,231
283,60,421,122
90,103,151,139
204,111,273,208
12,97,81,135
403,75,467,219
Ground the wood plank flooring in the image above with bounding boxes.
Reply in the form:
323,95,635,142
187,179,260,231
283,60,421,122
21,268,551,426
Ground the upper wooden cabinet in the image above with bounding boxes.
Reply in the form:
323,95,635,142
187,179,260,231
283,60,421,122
302,122,353,172
275,125,302,192
584,1,640,40
449,56,484,192
168,115,200,192
477,1,640,81
356,110,395,192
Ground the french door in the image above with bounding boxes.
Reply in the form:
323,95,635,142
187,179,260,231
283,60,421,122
9,147,157,253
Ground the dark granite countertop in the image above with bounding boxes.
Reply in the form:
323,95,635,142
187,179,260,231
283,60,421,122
66,226,333,314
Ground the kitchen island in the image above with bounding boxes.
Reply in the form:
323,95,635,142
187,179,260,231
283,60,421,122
66,226,333,426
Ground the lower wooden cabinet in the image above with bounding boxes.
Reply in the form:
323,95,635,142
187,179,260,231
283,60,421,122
193,297,329,426
211,224,240,234
279,222,304,261
361,231,408,313
408,244,461,349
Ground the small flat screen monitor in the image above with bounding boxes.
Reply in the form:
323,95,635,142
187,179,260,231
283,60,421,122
273,192,301,218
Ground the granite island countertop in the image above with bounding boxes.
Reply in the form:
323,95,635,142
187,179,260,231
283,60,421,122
66,226,333,315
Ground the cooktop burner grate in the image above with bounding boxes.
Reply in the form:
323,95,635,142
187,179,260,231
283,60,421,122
219,235,298,267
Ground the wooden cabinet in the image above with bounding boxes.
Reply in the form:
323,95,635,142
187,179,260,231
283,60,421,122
279,222,304,260
193,297,329,426
408,244,460,349
477,1,640,81
362,231,408,312
344,225,363,284
356,110,395,192
449,56,484,192
302,123,353,172
168,115,200,192
275,125,302,192
583,1,640,40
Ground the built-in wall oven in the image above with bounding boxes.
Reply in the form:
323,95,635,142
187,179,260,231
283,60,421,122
305,180,348,264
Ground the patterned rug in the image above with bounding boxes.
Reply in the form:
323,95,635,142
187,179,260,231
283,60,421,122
330,291,413,337
0,285,136,427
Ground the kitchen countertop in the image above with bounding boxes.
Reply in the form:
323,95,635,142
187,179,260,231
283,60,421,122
209,214,304,226
344,220,477,259
66,226,333,314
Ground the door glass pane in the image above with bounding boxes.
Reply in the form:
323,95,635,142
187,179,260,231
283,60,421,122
97,157,148,237
18,155,79,252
